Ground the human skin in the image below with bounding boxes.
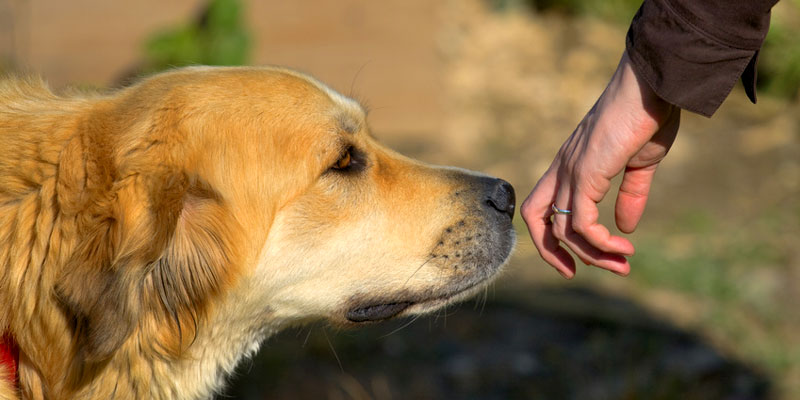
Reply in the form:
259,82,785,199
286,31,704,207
521,51,681,278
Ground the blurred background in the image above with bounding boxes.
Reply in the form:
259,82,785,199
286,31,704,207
2,0,799,398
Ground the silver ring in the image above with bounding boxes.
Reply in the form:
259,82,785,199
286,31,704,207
551,203,572,215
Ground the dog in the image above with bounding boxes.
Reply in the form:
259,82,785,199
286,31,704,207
0,66,516,399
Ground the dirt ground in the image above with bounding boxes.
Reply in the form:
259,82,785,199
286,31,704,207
2,0,798,398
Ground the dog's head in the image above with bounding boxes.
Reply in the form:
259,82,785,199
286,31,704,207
53,66,515,364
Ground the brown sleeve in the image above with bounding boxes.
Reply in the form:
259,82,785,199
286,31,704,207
625,0,779,117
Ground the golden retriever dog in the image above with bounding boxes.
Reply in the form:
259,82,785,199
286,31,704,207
0,66,516,399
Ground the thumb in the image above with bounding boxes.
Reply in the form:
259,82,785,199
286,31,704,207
615,163,658,234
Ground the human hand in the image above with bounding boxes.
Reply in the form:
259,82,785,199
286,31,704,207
521,51,680,278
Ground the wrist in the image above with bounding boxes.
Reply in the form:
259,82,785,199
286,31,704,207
604,51,677,137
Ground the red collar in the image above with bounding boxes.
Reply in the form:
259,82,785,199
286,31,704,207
0,333,18,388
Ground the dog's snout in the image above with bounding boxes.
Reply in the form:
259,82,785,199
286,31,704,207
484,179,515,220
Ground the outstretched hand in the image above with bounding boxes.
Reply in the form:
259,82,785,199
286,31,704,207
521,51,680,278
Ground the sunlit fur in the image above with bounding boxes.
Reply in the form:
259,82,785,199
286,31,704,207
0,67,514,399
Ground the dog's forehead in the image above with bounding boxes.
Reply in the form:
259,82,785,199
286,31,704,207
274,68,366,134
279,68,361,110
307,84,364,135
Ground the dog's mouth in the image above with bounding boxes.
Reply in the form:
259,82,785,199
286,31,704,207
344,277,491,323
346,302,413,322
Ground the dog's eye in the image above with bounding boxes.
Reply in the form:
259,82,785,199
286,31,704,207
332,148,352,170
328,146,366,175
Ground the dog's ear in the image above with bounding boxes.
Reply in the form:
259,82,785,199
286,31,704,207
56,166,241,363
54,110,242,363
144,179,242,357
55,162,190,363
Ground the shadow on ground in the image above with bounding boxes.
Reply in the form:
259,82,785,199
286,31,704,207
219,286,771,400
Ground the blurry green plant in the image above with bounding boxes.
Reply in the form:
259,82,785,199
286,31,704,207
760,0,800,99
142,0,251,73
489,0,800,99
632,220,798,395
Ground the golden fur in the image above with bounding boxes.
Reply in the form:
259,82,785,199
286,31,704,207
0,67,515,399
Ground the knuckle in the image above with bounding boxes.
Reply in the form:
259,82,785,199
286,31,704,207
519,198,535,221
550,223,567,241
557,163,575,181
571,219,587,235
571,163,586,179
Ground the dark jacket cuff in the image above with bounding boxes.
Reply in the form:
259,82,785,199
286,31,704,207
625,0,769,117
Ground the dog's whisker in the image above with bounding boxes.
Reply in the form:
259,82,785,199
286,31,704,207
302,326,314,348
433,304,453,328
322,329,344,373
401,255,435,289
479,285,489,315
349,61,371,100
472,288,483,311
380,314,423,339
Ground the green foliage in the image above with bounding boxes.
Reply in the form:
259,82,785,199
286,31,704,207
143,0,250,73
628,205,798,388
632,208,787,305
760,0,800,99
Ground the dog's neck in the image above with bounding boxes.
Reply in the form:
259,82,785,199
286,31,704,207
156,280,288,398
160,310,280,398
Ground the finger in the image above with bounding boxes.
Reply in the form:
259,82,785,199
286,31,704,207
538,219,577,279
521,171,576,278
615,164,658,233
571,187,635,256
552,220,631,276
521,202,576,279
550,182,629,274
543,181,579,277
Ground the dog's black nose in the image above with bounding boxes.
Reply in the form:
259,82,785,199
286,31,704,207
485,178,515,220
